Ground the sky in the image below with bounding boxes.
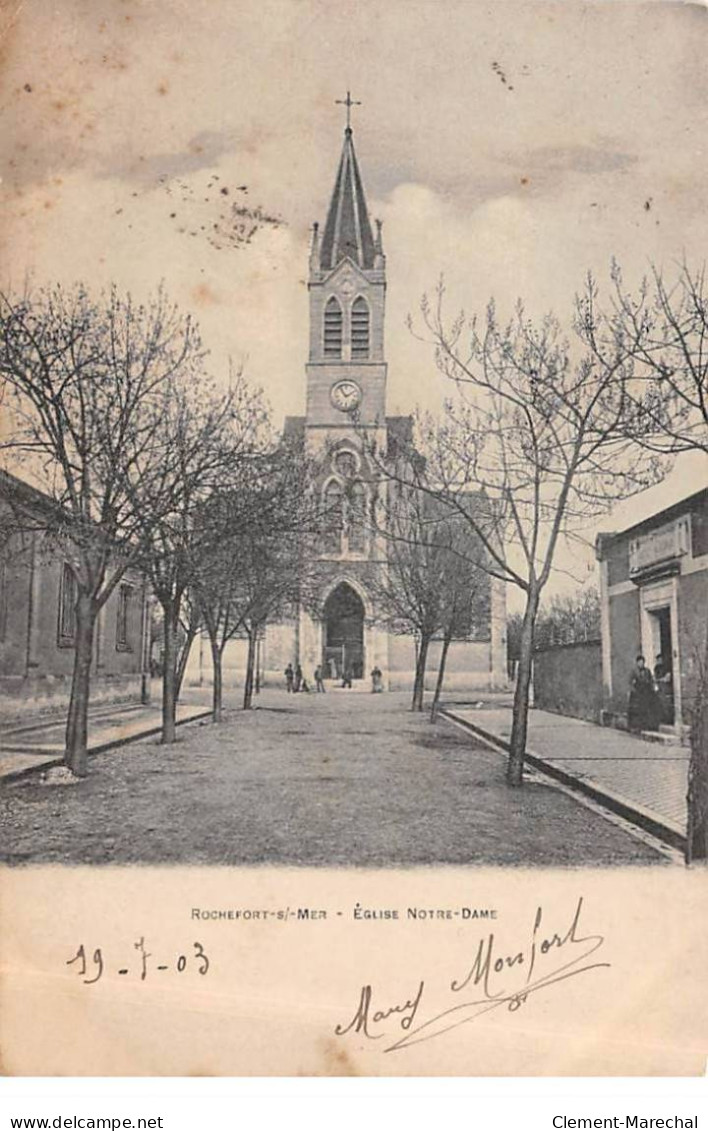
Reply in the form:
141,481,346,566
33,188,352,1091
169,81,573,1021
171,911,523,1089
1,0,707,600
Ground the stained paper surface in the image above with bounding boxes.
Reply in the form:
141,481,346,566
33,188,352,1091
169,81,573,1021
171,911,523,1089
0,0,707,1078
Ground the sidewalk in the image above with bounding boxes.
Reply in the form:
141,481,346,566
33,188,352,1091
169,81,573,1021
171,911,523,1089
443,704,688,851
0,701,212,782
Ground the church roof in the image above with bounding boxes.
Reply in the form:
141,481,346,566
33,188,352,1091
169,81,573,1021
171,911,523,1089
319,128,376,272
282,416,306,443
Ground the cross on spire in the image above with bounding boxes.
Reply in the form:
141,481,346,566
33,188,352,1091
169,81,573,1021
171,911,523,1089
335,90,361,131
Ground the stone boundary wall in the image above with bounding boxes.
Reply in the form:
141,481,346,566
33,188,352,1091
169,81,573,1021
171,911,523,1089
0,672,144,724
533,640,603,723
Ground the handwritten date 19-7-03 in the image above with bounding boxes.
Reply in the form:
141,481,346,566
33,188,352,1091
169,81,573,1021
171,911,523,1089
335,896,609,1052
66,938,210,984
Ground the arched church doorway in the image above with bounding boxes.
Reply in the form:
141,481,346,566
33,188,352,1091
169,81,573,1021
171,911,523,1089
322,582,365,680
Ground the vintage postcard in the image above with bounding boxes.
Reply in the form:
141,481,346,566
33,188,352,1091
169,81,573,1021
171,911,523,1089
0,0,706,1077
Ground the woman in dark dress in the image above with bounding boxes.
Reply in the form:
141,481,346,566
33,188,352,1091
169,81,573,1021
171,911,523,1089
627,654,659,733
653,653,674,725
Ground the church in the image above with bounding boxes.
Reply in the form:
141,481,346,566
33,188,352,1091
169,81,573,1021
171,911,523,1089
185,112,506,693
254,113,507,692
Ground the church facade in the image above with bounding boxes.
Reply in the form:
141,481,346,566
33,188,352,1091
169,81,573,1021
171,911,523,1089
257,123,507,692
185,121,506,693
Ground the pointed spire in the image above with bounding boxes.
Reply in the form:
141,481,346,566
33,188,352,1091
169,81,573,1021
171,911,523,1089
319,128,376,272
374,217,385,269
309,221,320,271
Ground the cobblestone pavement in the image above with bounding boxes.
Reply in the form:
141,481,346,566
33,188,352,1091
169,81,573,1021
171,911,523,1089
448,707,688,833
0,690,668,866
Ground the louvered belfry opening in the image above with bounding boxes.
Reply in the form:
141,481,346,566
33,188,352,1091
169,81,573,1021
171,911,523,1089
350,296,370,359
324,296,343,357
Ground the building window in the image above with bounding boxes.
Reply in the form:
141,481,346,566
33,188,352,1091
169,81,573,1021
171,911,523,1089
116,583,133,650
347,480,367,553
351,296,370,359
323,297,343,358
322,476,369,557
334,449,358,478
58,562,77,644
323,480,344,553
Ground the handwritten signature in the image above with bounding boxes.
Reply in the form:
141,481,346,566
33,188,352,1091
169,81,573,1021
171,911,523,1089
334,897,608,1052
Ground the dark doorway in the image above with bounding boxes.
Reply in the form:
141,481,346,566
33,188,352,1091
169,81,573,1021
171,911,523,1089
323,582,365,680
649,605,675,725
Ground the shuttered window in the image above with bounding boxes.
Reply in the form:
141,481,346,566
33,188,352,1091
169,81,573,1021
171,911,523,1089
58,563,77,643
351,297,370,359
116,583,133,650
323,297,343,358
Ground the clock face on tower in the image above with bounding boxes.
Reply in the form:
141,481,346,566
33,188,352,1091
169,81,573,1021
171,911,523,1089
330,379,362,413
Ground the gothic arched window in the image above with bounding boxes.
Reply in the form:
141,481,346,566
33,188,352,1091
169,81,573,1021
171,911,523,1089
347,480,367,553
351,296,370,359
323,297,343,358
323,479,344,553
334,449,358,478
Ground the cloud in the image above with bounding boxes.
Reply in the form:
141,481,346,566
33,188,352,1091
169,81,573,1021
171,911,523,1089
503,144,638,178
96,130,235,185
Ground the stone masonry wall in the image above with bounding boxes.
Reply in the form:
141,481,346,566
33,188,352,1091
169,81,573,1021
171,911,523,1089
533,640,603,723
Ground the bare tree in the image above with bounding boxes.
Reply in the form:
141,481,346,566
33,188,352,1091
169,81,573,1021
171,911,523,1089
141,369,269,743
149,596,202,701
367,485,449,710
367,483,487,712
607,261,708,458
225,525,303,710
192,518,247,722
375,279,661,784
429,540,490,723
192,436,320,717
175,590,203,701
601,261,708,861
0,283,203,776
534,586,601,649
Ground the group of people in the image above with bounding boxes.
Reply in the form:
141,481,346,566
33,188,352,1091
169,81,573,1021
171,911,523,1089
627,652,674,733
284,662,385,693
283,663,312,693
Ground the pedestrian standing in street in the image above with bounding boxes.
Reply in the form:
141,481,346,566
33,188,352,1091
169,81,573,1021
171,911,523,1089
314,665,326,693
341,666,353,689
627,653,659,733
370,665,383,693
293,663,303,693
284,663,294,693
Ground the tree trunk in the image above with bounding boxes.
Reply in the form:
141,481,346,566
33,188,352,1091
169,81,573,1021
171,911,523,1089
64,594,97,777
243,629,256,710
412,634,430,711
430,631,452,723
507,588,540,787
211,640,224,723
686,622,708,863
175,624,198,700
161,599,179,744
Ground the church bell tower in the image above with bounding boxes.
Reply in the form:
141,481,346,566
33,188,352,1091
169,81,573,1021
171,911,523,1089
293,100,392,684
305,110,387,433
272,95,505,692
